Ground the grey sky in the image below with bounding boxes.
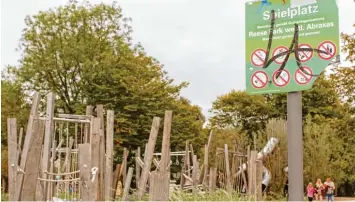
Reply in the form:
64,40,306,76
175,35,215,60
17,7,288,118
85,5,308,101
1,0,355,117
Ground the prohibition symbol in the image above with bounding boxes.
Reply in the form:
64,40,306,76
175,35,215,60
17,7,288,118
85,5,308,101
272,46,289,64
298,44,313,62
251,49,266,67
251,71,268,89
318,41,336,60
295,66,313,85
272,69,290,87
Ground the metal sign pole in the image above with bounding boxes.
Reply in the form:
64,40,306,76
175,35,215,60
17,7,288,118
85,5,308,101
287,91,303,201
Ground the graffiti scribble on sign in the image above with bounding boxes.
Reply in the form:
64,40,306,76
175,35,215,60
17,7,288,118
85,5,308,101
262,10,330,79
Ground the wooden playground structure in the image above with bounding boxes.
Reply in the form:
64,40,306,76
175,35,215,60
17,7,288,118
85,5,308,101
6,91,268,201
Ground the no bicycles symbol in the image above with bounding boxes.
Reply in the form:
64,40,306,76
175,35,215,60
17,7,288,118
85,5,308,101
251,71,268,89
298,44,313,62
272,46,288,64
273,69,290,87
251,49,267,67
318,41,336,60
295,66,313,85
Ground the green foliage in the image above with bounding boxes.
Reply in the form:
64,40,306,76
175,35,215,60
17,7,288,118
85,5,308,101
209,90,271,138
341,24,355,63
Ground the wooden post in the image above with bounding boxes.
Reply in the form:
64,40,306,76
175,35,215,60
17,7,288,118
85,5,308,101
256,161,263,201
122,148,128,184
17,127,23,163
16,92,40,200
149,171,170,201
91,118,101,201
105,110,114,201
159,110,172,171
41,92,55,200
79,144,91,201
112,164,121,199
248,151,257,200
64,137,74,199
47,140,57,200
7,118,17,201
20,119,45,201
135,147,141,188
137,117,161,200
121,167,134,201
97,104,105,201
202,144,209,188
192,155,199,193
224,144,232,194
180,140,189,187
209,167,217,191
84,105,93,143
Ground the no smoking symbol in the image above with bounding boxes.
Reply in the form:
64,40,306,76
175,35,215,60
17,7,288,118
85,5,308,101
272,46,288,64
251,71,268,89
295,66,313,85
273,69,290,87
298,44,313,62
251,49,266,67
318,41,336,60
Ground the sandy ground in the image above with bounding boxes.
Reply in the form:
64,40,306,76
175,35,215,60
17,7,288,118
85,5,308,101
334,197,355,201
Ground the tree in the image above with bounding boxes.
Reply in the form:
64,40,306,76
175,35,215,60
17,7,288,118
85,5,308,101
209,90,271,138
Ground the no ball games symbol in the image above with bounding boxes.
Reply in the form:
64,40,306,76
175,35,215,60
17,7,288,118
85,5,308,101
251,49,266,67
273,69,290,87
251,71,268,89
272,46,289,64
318,41,336,60
295,66,313,85
298,44,313,62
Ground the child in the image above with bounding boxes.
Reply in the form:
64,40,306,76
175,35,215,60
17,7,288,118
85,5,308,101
307,182,315,201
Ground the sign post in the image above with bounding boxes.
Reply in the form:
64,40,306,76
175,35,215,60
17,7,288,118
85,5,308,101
245,0,339,200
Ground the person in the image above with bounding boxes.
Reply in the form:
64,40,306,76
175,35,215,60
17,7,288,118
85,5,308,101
315,178,324,201
307,182,315,201
324,177,335,202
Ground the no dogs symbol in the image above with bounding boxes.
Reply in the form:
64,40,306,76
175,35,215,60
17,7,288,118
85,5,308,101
295,66,313,85
251,71,268,89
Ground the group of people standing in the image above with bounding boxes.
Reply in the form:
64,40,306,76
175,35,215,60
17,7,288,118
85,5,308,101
307,178,336,201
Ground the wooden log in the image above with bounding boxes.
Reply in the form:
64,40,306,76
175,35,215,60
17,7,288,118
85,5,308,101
20,119,45,201
137,117,161,200
202,144,209,188
207,130,213,149
122,148,128,184
96,104,105,201
57,114,92,120
84,105,93,143
256,161,263,201
224,144,232,194
180,140,189,187
149,171,170,201
209,167,217,191
112,164,121,199
17,127,23,163
78,144,91,201
16,92,40,200
91,118,101,200
41,92,55,201
7,118,17,201
136,147,141,187
105,110,114,201
47,140,57,200
191,155,198,193
159,110,172,171
121,167,134,201
248,151,257,200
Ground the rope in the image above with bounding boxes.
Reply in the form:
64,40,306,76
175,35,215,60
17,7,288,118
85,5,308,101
37,178,81,182
44,170,80,176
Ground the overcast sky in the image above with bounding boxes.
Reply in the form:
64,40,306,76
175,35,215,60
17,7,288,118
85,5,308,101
1,0,355,117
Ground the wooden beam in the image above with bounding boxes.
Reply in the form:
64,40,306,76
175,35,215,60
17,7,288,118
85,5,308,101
91,118,101,201
21,119,45,201
180,140,189,187
122,148,128,184
79,144,91,201
159,110,172,171
112,164,121,199
248,150,257,199
136,157,144,168
47,140,56,200
16,92,40,200
121,167,134,201
84,105,93,143
149,171,170,201
105,110,114,201
57,114,92,120
7,118,17,201
202,144,209,188
192,155,198,193
137,117,161,200
96,105,105,201
209,167,217,192
224,144,232,194
135,147,141,188
17,127,23,164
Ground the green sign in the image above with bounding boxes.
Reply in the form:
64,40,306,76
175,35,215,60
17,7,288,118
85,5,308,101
245,0,339,94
